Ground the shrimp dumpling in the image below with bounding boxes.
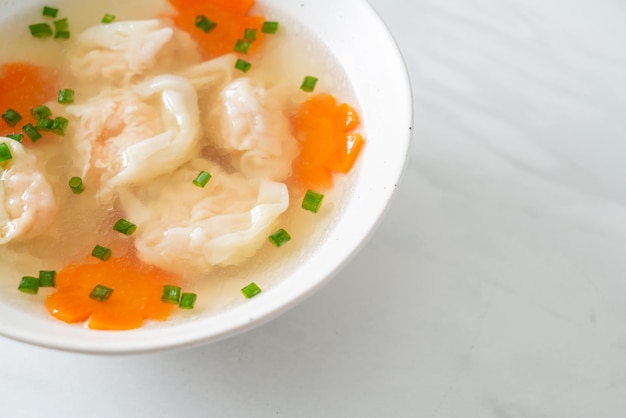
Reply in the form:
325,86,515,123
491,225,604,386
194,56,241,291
68,19,201,86
118,159,289,274
66,75,201,197
179,54,237,92
207,78,299,182
0,138,56,244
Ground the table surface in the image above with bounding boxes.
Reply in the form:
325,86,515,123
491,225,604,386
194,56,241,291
2,1,625,417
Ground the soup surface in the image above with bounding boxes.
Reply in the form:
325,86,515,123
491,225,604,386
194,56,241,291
0,0,364,329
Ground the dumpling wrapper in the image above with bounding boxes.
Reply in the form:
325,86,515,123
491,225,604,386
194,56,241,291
207,77,299,182
178,53,237,92
67,19,201,86
66,75,201,198
118,159,289,274
0,138,56,244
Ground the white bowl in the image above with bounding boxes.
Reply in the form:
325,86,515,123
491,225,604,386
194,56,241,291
0,0,412,354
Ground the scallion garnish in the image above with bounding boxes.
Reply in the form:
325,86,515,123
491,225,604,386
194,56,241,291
54,18,69,33
54,31,70,39
6,134,23,143
2,108,22,127
35,118,53,131
268,228,291,247
42,6,59,18
233,39,252,54
235,58,252,73
194,15,216,33
113,218,137,236
243,28,257,42
0,143,13,164
58,88,74,104
302,189,324,213
192,170,212,188
101,13,116,24
161,285,182,304
68,176,85,194
90,284,113,302
262,21,279,34
91,244,112,261
29,23,53,38
18,276,39,295
39,270,56,287
179,292,197,309
51,116,69,135
23,123,42,142
30,105,52,120
300,76,318,92
241,282,262,299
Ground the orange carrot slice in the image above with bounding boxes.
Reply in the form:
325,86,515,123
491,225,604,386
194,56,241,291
0,62,60,138
168,0,266,60
291,94,365,190
46,254,182,330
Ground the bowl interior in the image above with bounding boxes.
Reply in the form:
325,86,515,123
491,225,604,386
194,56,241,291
0,0,412,354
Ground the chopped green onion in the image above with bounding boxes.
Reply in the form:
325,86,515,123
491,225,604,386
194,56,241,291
233,39,252,54
241,282,262,299
42,6,59,18
29,23,53,38
261,21,279,34
91,244,112,261
113,218,137,236
54,31,70,40
179,292,197,309
235,59,252,73
6,133,23,143
102,13,116,24
54,18,69,33
302,189,324,213
35,118,53,131
268,228,291,247
58,88,74,104
161,285,182,304
192,170,212,188
39,270,56,287
30,105,52,120
0,143,13,164
54,18,70,39
2,108,22,127
23,123,42,142
90,284,113,302
195,15,216,33
243,28,257,42
18,276,39,295
300,76,318,92
51,116,69,135
68,176,85,194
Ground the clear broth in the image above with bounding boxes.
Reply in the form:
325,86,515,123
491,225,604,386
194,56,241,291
0,0,359,325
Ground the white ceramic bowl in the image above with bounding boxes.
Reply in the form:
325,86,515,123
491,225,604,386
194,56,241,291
0,0,412,354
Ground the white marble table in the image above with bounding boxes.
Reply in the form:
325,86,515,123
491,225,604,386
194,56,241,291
2,0,624,417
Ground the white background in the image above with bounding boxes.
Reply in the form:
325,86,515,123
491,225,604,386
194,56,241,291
2,0,625,417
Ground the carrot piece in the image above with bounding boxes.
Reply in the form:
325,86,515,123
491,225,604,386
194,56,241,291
45,254,182,330
46,290,97,323
89,305,144,331
168,0,266,60
328,133,365,173
0,62,60,137
291,94,365,190
170,0,254,15
336,103,360,131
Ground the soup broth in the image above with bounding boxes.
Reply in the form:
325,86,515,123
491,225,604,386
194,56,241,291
0,0,363,328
